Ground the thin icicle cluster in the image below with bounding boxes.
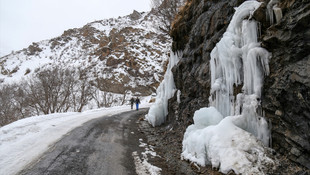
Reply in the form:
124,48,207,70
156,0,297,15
182,1,274,174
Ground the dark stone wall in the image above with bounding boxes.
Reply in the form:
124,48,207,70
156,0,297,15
260,0,310,169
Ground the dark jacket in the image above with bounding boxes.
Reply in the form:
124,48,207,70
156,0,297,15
130,98,135,104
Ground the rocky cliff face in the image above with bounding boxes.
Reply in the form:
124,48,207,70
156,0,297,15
168,0,309,172
0,11,170,96
259,0,310,169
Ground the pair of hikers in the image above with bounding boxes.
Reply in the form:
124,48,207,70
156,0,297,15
130,97,140,110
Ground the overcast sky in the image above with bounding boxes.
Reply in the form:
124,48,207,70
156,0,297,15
0,0,151,57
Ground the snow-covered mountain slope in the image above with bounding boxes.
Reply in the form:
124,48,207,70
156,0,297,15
0,10,171,96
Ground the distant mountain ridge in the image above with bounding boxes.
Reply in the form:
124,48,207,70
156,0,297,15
0,10,171,96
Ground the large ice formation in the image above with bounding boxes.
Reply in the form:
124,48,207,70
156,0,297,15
182,1,274,174
146,51,180,127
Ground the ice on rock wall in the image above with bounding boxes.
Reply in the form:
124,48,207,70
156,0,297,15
146,51,180,127
267,0,283,25
209,0,271,142
209,1,271,118
182,1,274,174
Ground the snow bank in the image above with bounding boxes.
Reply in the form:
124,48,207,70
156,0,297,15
182,1,274,174
132,151,161,175
132,138,162,175
192,107,223,128
146,51,180,127
182,109,273,174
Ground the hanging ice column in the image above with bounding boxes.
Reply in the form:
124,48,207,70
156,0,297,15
209,0,271,144
146,51,180,127
182,1,274,174
267,0,283,25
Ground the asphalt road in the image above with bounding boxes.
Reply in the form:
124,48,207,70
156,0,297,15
19,108,149,175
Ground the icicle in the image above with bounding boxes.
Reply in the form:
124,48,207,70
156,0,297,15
267,0,282,25
273,4,283,23
177,90,181,103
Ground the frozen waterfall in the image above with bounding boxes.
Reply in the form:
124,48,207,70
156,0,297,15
146,51,180,127
209,0,271,144
182,1,274,174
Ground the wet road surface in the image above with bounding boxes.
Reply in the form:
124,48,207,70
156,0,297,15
19,108,149,175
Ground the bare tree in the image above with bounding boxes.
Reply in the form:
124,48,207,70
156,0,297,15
151,0,185,34
72,68,94,112
11,84,31,119
121,90,129,105
0,83,32,126
0,64,129,126
91,89,115,108
24,66,76,114
92,89,105,108
104,92,114,107
0,85,16,126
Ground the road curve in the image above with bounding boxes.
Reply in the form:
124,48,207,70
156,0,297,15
19,108,149,175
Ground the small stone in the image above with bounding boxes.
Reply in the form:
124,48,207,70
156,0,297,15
297,92,303,100
275,110,283,116
290,147,301,156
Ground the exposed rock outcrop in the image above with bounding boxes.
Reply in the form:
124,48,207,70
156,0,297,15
259,0,310,169
129,10,142,20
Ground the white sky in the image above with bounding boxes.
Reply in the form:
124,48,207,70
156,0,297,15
0,0,151,57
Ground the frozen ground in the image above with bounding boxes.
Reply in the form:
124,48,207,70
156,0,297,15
0,103,152,175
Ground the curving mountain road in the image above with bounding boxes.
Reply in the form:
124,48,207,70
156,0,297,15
19,108,150,175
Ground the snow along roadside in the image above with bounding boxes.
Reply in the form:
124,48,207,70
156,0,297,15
0,104,151,175
132,138,162,175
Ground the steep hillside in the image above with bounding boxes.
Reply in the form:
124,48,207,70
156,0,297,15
0,10,170,96
152,0,309,174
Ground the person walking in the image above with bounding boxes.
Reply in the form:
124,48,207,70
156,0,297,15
135,97,140,111
130,97,135,109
